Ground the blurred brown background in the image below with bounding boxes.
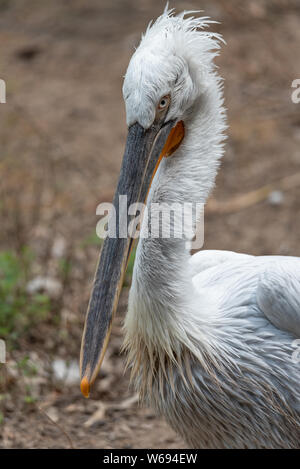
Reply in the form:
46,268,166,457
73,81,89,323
0,0,299,448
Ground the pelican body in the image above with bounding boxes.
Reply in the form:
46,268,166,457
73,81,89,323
80,10,300,448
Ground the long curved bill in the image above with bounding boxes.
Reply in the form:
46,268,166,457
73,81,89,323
80,119,184,397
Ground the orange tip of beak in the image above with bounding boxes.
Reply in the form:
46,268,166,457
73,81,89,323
80,377,90,398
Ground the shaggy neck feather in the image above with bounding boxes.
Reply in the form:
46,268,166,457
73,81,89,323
124,79,226,370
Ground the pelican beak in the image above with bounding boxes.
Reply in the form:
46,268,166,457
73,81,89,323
80,119,184,397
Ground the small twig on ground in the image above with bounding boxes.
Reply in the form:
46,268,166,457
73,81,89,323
207,172,300,214
13,364,75,449
36,404,75,449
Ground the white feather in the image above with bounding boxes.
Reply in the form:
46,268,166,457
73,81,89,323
122,9,300,449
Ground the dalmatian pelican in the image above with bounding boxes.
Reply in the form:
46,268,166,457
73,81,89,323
80,9,300,448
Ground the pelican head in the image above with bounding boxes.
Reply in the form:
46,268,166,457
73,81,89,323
80,9,225,397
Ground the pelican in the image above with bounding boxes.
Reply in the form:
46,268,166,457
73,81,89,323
80,9,300,448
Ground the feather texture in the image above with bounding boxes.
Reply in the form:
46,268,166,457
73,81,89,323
122,9,300,448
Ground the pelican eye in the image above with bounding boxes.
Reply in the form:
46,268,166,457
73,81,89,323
158,95,170,111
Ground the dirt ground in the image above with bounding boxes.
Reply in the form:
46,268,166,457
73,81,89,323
0,0,300,449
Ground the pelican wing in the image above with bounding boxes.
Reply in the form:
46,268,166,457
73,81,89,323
189,250,253,275
257,258,300,337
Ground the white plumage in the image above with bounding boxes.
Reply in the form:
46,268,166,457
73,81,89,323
122,9,300,448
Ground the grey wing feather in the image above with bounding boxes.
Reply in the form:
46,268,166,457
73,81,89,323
257,258,300,337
